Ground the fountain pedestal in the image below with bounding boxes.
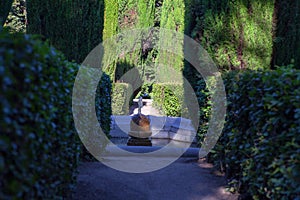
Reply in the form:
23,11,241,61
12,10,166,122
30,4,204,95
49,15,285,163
127,112,152,146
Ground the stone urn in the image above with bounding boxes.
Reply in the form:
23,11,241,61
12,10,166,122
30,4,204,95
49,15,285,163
127,97,152,146
129,114,152,138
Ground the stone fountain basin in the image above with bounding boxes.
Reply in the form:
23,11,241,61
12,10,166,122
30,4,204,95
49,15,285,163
128,131,152,138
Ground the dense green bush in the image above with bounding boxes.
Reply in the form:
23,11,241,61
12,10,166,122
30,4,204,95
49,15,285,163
79,72,112,161
193,78,212,143
201,68,300,199
111,83,133,115
0,30,80,198
151,83,184,116
96,74,112,135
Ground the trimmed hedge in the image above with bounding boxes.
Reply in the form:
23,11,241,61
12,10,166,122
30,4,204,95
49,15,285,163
111,83,133,115
0,30,112,198
151,83,184,117
197,68,300,199
0,30,80,198
96,73,112,136
194,78,212,144
79,73,112,161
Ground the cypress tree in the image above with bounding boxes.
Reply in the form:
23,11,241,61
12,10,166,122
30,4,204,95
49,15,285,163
27,0,104,63
102,0,119,79
189,0,274,70
271,0,300,69
157,0,185,78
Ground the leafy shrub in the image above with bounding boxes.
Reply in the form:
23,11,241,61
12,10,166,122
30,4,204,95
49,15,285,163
194,78,212,144
204,68,300,199
79,73,112,162
0,30,81,198
96,73,112,135
151,83,184,116
136,83,152,99
111,83,133,115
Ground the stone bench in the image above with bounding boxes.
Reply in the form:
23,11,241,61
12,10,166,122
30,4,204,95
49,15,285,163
111,115,197,143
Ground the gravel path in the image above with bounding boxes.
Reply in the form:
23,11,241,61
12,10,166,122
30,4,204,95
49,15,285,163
72,158,238,200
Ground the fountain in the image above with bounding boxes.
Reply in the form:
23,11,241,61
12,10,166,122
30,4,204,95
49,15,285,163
127,97,152,146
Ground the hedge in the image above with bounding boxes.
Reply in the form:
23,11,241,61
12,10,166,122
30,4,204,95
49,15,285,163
80,73,112,161
0,30,80,198
197,68,300,199
151,83,185,117
111,83,133,115
96,74,112,136
0,30,113,198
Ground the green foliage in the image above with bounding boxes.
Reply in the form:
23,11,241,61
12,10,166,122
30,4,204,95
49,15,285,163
0,30,80,198
96,73,112,136
188,0,274,70
271,0,300,69
4,0,26,33
26,0,104,63
157,0,185,72
102,0,118,78
151,83,184,116
193,78,211,143
136,83,152,99
112,83,133,115
137,0,155,28
80,72,112,161
0,0,13,27
206,68,300,199
118,0,138,29
103,0,118,40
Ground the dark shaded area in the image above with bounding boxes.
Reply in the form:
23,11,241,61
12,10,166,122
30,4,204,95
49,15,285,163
72,159,238,200
26,0,105,63
115,60,144,101
0,0,13,26
271,0,300,69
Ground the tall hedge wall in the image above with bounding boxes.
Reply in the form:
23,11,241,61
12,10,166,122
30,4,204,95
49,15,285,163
186,0,274,71
111,83,133,115
151,83,185,117
96,73,112,135
156,0,185,73
0,29,112,198
0,30,80,198
196,68,300,199
26,0,104,63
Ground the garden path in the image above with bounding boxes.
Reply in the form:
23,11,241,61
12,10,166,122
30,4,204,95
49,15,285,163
72,158,238,200
72,101,238,199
